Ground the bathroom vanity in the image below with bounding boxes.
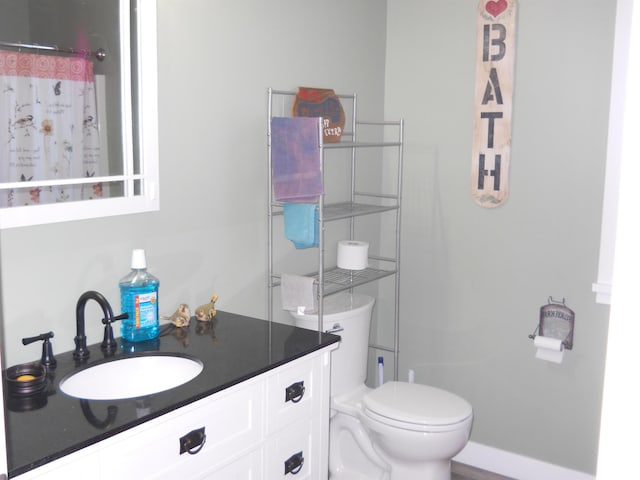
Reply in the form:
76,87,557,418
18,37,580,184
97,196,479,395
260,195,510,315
3,311,339,479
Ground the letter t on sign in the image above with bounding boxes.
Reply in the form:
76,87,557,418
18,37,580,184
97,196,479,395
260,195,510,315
471,0,517,208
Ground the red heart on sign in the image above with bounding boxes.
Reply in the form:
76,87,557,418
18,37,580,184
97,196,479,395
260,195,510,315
486,0,507,17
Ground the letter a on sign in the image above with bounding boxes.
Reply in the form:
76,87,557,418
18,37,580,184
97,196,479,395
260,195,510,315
471,0,516,208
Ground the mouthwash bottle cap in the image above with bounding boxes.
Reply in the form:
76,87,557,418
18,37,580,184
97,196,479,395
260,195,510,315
131,249,147,269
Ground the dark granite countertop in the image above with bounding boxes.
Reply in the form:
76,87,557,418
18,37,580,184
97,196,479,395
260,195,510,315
3,311,339,478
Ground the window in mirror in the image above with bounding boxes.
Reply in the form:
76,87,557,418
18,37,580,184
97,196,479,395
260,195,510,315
0,0,158,229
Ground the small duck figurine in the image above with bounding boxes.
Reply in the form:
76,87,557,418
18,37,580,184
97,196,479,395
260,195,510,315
195,294,219,322
169,303,191,327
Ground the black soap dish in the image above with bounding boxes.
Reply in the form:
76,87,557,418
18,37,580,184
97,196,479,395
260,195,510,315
4,362,47,397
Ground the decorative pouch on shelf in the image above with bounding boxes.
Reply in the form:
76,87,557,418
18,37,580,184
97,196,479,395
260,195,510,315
293,87,345,143
283,202,318,249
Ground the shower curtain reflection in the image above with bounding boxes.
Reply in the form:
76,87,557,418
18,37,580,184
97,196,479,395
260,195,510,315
0,49,105,206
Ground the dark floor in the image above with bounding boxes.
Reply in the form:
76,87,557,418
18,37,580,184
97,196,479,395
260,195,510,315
451,462,516,480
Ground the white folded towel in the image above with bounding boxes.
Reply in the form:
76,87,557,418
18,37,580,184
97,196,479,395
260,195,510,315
281,274,317,313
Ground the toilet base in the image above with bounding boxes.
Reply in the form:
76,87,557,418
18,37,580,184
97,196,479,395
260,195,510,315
329,387,389,479
386,459,451,480
330,468,388,480
329,411,389,479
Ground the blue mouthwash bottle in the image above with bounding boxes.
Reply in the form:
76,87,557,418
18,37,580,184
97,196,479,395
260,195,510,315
119,249,160,343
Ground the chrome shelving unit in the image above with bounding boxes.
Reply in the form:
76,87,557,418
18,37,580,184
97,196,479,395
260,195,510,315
267,88,404,380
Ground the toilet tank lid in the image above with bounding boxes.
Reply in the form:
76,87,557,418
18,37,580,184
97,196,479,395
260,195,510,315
292,292,375,319
362,381,472,426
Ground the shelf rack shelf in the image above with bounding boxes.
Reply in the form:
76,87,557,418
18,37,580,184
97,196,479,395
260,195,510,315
267,88,403,380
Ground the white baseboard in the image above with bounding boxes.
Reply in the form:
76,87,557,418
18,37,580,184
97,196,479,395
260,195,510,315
453,441,595,480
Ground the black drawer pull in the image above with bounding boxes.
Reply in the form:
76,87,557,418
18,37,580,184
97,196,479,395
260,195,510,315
284,451,304,475
179,427,206,455
285,381,305,403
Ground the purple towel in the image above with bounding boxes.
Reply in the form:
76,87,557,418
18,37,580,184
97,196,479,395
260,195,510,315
271,117,323,202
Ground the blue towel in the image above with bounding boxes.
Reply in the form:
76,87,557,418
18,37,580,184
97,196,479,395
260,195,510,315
283,203,318,249
271,117,323,202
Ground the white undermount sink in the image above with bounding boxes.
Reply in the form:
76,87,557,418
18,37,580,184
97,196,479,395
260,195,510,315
60,354,204,400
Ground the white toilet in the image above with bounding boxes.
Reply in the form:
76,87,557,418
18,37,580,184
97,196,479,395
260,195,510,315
290,293,473,480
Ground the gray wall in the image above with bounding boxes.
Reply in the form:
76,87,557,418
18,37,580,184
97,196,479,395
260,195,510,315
0,0,387,360
384,0,613,475
0,0,613,476
0,1,29,38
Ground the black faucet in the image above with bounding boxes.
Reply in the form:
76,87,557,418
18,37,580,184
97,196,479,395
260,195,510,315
22,331,57,368
80,400,118,430
101,312,128,354
74,291,115,360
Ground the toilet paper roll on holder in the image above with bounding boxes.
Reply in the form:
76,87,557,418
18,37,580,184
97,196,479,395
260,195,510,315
528,297,575,350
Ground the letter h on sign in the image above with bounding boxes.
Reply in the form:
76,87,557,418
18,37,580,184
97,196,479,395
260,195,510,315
477,154,501,190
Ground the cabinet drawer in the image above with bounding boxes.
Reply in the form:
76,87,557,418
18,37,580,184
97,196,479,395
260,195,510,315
266,356,322,434
265,419,315,479
195,448,264,480
103,380,264,478
13,450,98,479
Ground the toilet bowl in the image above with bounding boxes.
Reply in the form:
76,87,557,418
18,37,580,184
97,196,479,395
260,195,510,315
360,381,473,480
290,292,473,480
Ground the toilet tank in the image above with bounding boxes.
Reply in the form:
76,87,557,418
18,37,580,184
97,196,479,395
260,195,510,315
289,293,375,397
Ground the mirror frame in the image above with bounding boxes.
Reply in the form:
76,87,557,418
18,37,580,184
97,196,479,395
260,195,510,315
0,0,159,229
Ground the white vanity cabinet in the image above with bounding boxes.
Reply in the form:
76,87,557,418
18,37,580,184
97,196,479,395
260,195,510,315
15,346,333,480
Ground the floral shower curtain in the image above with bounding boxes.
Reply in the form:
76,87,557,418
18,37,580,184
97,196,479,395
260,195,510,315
0,49,102,206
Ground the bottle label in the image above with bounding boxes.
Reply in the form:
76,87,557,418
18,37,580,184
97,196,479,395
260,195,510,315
134,291,158,329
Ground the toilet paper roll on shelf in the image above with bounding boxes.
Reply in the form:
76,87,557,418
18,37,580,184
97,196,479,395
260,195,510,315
534,335,564,364
337,240,369,270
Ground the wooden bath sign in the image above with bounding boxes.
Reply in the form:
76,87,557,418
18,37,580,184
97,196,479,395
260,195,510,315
471,0,517,208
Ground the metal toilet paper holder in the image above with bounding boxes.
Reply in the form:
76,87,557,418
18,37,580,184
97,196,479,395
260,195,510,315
528,297,575,350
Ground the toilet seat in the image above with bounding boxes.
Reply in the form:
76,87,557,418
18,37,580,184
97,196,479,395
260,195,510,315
362,381,472,432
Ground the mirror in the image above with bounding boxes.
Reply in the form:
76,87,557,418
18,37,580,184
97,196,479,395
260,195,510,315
0,0,158,229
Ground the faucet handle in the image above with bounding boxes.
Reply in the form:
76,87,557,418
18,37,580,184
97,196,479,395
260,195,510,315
22,331,57,369
100,313,128,353
102,313,129,325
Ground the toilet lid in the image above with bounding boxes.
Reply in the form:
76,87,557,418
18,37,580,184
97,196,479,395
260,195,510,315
362,381,472,426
